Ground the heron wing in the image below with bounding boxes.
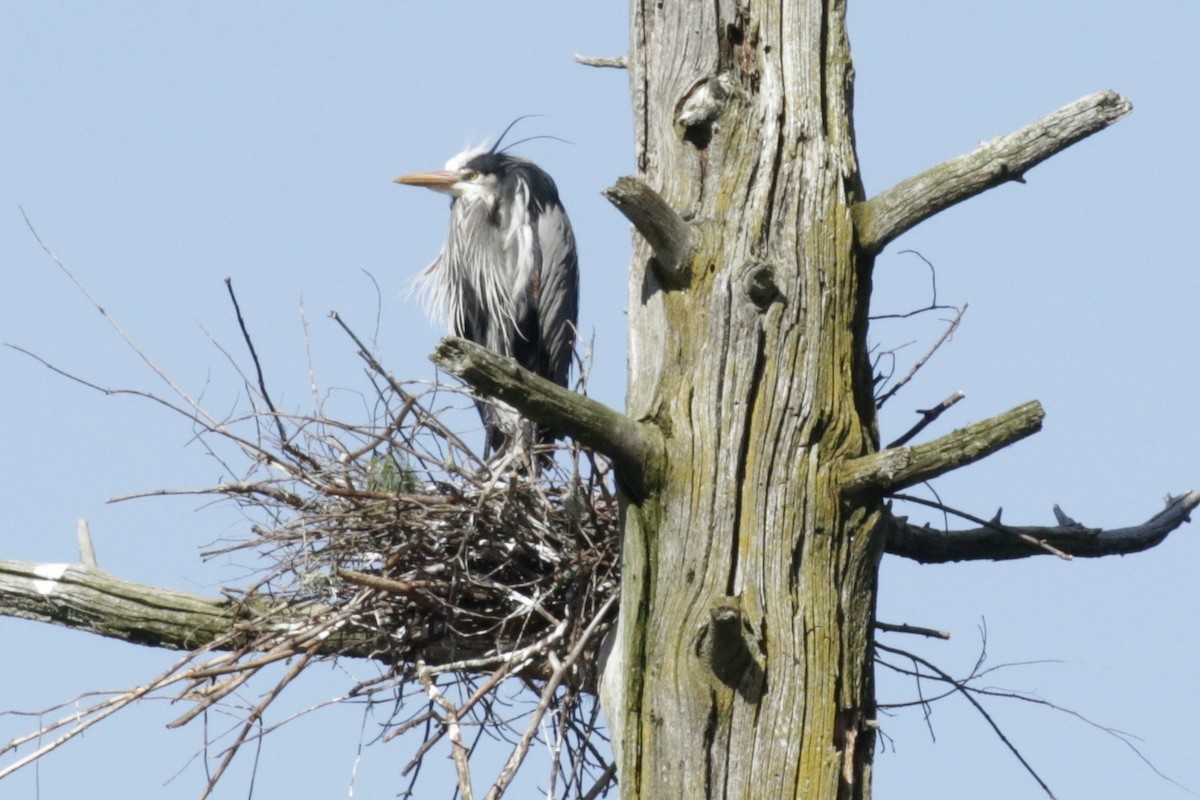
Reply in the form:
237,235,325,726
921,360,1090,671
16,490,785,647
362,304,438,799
533,204,579,388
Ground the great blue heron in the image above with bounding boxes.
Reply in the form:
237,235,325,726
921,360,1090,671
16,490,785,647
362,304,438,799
395,134,579,459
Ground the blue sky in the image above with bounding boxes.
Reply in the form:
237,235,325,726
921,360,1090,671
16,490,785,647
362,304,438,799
1,3,1196,798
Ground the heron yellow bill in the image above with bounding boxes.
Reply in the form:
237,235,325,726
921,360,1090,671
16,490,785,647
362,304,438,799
393,170,459,189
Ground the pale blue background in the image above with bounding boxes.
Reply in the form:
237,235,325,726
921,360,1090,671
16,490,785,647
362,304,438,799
1,3,1196,798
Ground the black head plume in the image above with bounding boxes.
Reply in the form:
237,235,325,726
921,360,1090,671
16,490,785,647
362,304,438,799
487,116,574,156
489,115,545,155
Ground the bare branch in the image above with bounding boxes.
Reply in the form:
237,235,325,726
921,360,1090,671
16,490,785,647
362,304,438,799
874,621,951,640
223,278,320,473
886,491,1199,563
839,400,1045,495
0,560,250,650
581,764,618,800
431,336,664,498
893,493,1073,560
853,91,1133,255
482,594,616,800
0,668,178,781
417,663,475,800
18,210,248,441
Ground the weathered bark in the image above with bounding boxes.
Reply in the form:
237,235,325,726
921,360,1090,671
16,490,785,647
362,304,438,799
0,560,557,679
611,2,883,797
838,401,1045,496
0,560,256,650
0,560,367,656
597,3,1148,799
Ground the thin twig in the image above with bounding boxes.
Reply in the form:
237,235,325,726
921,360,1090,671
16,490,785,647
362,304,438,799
886,391,966,449
417,662,475,800
876,303,967,408
876,641,1057,798
224,278,321,472
484,594,616,800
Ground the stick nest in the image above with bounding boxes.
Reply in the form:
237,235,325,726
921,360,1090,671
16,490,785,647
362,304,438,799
217,375,620,686
186,337,622,797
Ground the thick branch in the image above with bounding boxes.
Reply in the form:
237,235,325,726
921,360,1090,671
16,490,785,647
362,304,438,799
0,559,568,678
603,176,693,285
839,400,1045,495
886,491,1199,563
853,91,1133,255
0,560,263,651
430,336,664,497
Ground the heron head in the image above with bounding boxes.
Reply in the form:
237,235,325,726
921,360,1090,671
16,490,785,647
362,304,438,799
393,148,514,201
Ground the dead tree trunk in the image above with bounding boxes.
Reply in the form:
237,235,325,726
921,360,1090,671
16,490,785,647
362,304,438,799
607,2,882,797
595,2,1137,798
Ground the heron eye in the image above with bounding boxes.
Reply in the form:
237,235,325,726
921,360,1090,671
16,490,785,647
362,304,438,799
462,170,480,181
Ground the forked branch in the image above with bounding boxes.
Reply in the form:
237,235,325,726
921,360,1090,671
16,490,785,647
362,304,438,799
887,491,1199,563
853,91,1133,255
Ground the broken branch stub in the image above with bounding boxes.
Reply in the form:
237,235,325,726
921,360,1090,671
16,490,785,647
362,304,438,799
603,176,694,287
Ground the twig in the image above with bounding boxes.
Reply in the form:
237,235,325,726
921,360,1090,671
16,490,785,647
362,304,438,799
876,304,967,408
417,662,475,800
875,641,1057,798
109,481,307,509
201,648,317,798
885,391,966,449
330,311,485,472
870,249,950,320
224,278,321,472
580,762,618,800
483,594,616,800
18,210,246,438
874,621,951,640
